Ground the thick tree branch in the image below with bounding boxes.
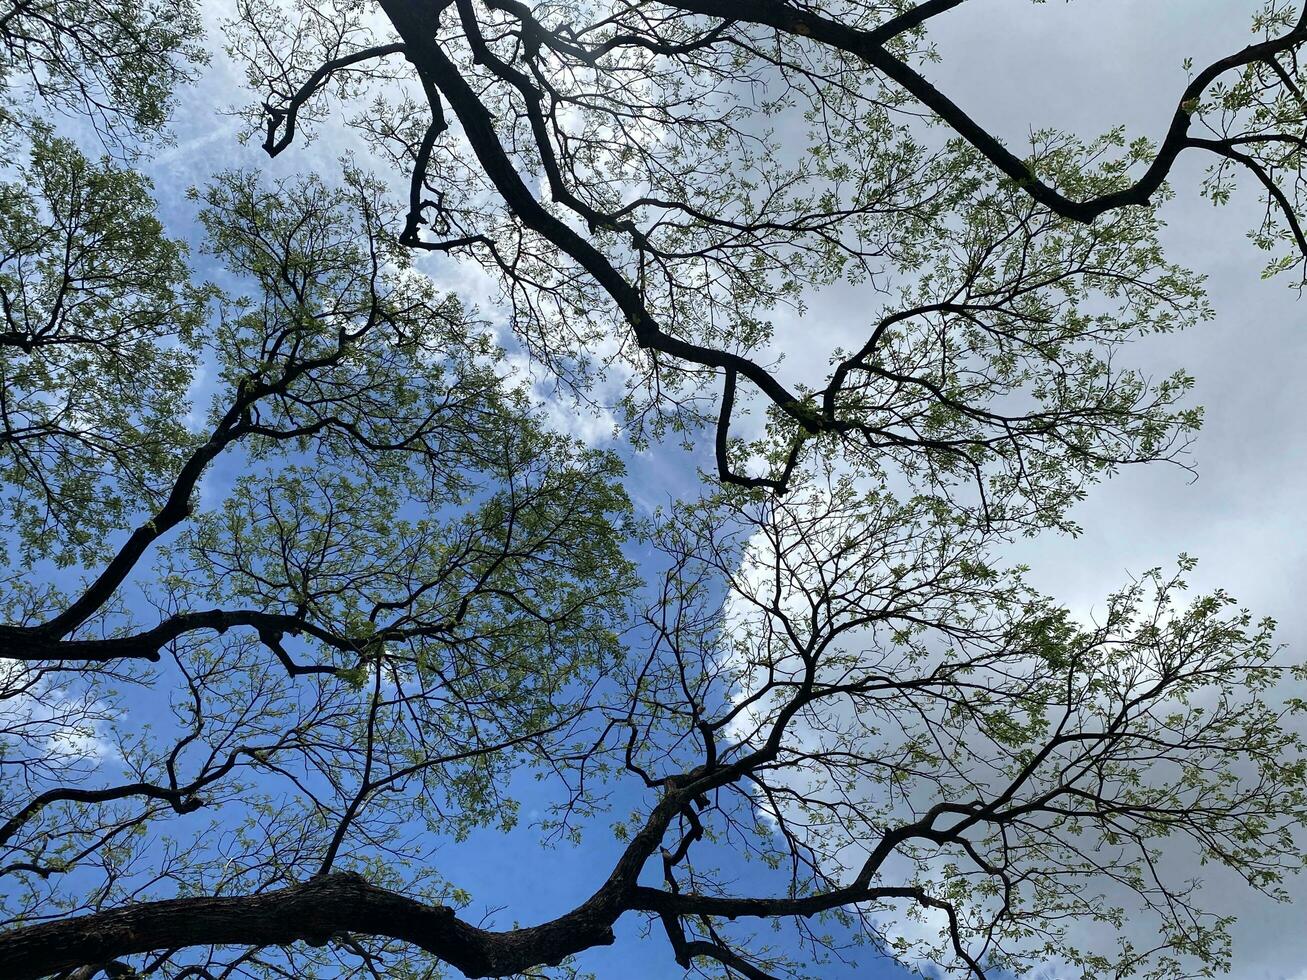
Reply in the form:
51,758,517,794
0,609,350,666
0,872,598,980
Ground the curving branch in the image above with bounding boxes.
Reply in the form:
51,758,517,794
0,871,603,980
0,778,702,980
262,43,408,156
646,0,1307,225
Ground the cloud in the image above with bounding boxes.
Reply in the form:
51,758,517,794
0,663,120,770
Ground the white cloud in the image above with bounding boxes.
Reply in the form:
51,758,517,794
0,664,120,770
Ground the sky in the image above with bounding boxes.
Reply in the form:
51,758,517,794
28,1,1307,978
